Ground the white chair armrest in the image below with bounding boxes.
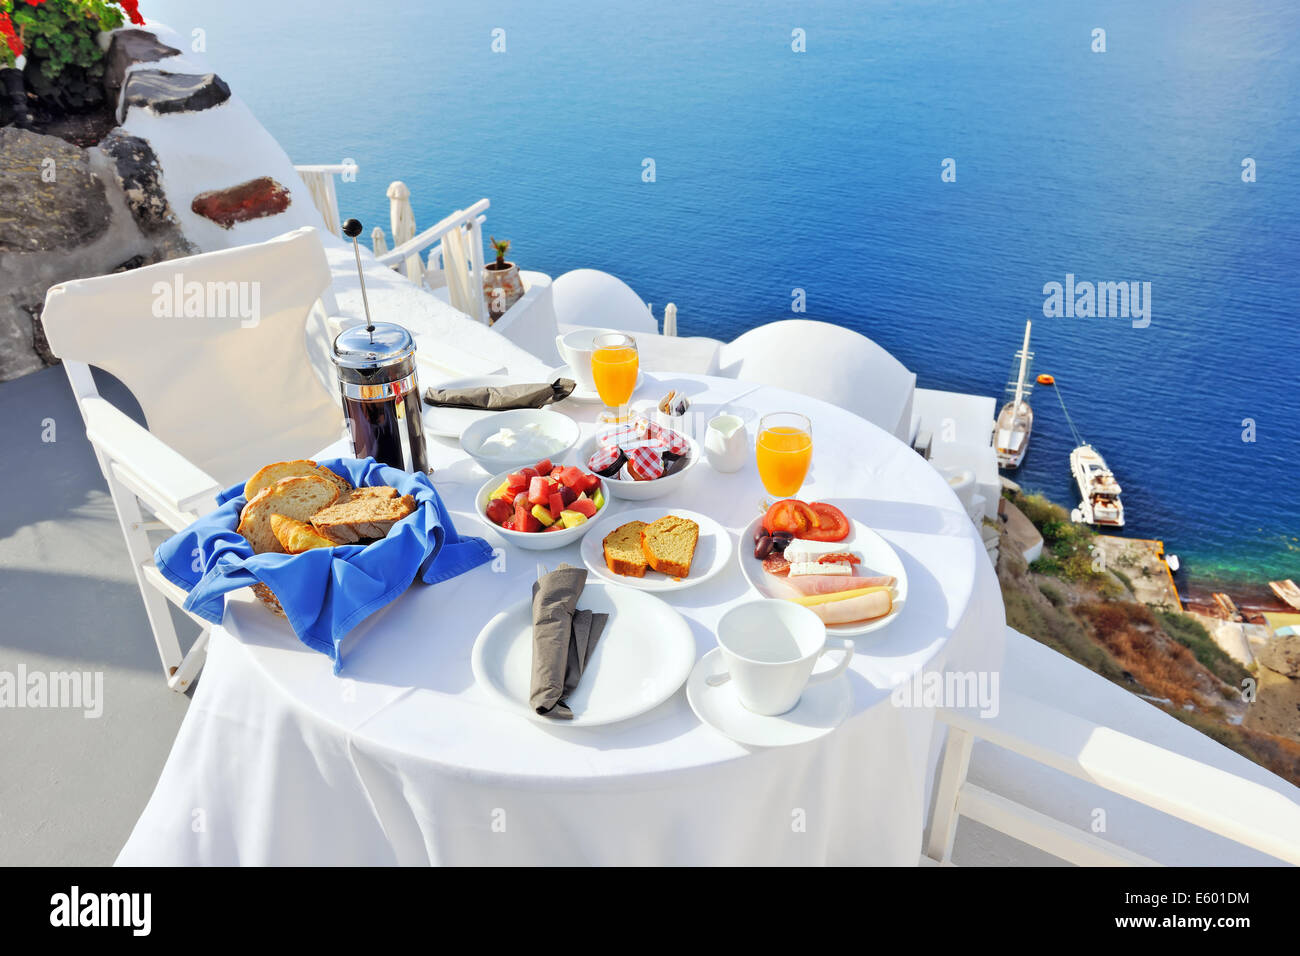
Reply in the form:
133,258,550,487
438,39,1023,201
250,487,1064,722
81,396,223,521
941,690,1300,865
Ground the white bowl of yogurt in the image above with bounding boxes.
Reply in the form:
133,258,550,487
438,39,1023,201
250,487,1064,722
459,408,581,473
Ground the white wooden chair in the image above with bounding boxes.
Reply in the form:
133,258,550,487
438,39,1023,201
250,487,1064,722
550,269,659,335
716,320,917,443
40,227,345,692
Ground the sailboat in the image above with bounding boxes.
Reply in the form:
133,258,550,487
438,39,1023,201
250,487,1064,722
994,320,1034,470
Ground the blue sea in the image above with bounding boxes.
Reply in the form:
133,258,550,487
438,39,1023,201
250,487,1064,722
147,0,1299,594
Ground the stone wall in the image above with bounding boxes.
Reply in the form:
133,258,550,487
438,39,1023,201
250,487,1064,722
0,25,318,382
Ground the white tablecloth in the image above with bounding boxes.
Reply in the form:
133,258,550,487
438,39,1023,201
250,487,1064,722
118,373,1005,865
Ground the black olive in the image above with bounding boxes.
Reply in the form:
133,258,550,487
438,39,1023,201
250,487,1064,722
772,531,794,542
771,536,791,552
755,535,774,559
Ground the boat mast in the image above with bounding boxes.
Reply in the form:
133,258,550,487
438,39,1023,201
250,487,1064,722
1013,319,1031,408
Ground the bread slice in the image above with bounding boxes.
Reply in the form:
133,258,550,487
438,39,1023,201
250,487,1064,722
237,475,340,554
270,514,337,554
641,515,699,578
244,460,351,500
341,485,399,501
310,493,417,544
602,520,648,577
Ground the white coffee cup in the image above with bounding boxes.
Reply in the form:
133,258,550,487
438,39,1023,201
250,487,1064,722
704,413,747,473
715,600,854,716
555,328,606,392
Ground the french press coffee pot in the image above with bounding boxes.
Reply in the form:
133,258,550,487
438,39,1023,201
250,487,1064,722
331,219,430,474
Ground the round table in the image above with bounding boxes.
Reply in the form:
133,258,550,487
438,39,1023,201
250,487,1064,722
118,372,1005,865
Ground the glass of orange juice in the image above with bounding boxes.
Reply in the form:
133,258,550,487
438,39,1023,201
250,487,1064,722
590,332,639,420
756,412,812,497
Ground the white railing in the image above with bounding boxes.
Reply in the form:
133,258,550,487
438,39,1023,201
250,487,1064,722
924,688,1300,866
293,162,358,237
374,196,491,324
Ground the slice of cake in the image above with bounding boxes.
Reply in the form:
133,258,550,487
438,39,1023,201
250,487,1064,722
602,520,648,577
641,515,699,578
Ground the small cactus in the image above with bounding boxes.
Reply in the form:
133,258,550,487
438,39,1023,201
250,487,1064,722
489,235,510,267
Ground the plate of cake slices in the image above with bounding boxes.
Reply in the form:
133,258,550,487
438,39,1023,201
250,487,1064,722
738,499,907,636
579,507,733,592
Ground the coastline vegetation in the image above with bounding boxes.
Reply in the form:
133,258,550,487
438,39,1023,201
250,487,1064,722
999,487,1300,787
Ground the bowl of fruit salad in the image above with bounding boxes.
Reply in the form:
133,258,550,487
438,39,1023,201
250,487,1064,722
475,457,611,550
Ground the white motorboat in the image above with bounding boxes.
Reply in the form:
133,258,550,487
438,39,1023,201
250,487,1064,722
1070,443,1125,527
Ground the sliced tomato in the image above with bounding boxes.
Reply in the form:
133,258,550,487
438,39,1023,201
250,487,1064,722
800,502,851,542
761,499,818,535
762,555,791,576
817,552,861,565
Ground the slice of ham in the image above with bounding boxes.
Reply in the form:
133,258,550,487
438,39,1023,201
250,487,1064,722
806,589,893,625
783,574,896,596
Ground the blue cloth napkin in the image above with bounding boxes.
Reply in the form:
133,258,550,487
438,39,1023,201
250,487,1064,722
155,457,494,673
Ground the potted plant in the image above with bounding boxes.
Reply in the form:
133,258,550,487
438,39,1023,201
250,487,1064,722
0,0,145,127
482,235,525,322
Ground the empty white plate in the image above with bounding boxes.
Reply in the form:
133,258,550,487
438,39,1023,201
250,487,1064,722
686,648,851,747
470,581,696,726
579,507,733,592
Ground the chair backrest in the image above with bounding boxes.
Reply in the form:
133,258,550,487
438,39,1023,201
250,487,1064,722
551,269,658,335
41,226,344,487
716,319,917,442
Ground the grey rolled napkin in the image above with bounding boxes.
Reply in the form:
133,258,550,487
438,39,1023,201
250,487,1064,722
529,564,609,719
424,378,576,410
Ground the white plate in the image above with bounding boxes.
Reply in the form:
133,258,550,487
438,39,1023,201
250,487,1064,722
579,507,733,592
738,503,908,636
686,648,850,747
422,375,542,438
470,581,696,726
549,364,645,404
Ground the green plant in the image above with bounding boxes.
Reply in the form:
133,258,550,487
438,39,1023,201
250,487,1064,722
0,0,143,74
1156,610,1249,686
489,235,510,268
1037,581,1064,607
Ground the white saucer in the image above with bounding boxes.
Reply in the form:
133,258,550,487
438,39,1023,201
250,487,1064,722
549,365,645,404
686,648,851,747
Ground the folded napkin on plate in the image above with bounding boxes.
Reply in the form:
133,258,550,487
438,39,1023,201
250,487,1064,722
424,378,576,410
154,457,494,673
530,565,609,719
587,415,690,480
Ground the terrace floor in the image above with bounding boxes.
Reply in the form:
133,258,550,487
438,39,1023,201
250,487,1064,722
0,365,192,866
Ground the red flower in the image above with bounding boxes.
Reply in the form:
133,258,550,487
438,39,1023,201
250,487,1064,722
119,0,145,26
24,0,48,7
0,13,22,58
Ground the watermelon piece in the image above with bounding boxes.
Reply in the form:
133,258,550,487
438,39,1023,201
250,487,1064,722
550,466,564,480
558,484,578,506
514,496,530,528
520,466,539,481
559,465,584,489
528,476,551,506
548,491,565,517
568,497,597,519
517,512,542,533
534,458,554,476
501,517,515,531
506,472,528,493
576,472,600,495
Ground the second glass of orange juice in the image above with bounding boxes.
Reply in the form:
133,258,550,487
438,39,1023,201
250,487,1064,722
756,412,813,497
590,332,639,420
